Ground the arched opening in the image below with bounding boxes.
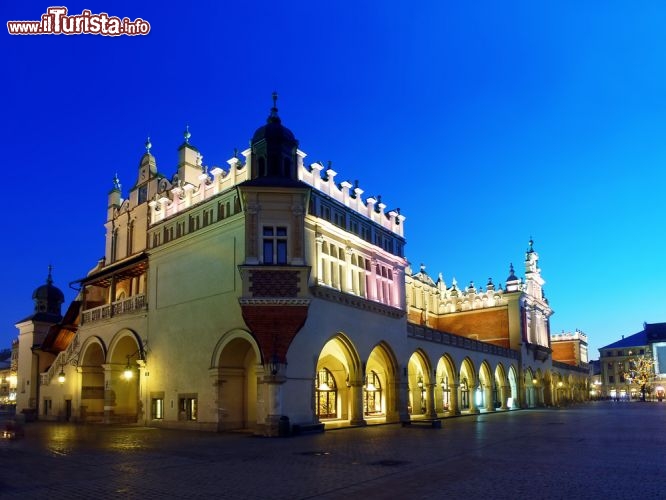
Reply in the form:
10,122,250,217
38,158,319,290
314,334,362,425
459,358,477,413
478,361,493,412
364,342,399,423
407,351,431,416
217,336,258,431
79,339,106,423
494,363,508,410
107,331,143,423
436,354,456,414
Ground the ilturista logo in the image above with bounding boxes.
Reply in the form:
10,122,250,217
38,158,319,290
7,6,151,36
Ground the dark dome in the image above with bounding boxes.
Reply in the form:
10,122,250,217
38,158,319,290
32,282,65,304
251,114,296,144
32,268,65,315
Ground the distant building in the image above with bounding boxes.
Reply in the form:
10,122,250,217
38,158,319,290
0,344,18,405
598,322,666,400
15,97,591,433
551,330,588,367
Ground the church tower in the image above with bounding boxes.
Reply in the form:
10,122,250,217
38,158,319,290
15,267,65,414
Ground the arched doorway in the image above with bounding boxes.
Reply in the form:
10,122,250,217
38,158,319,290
436,354,456,414
364,342,399,423
460,358,477,413
107,330,143,423
215,335,259,431
314,334,362,425
495,363,508,410
78,338,106,423
407,350,431,416
478,361,493,412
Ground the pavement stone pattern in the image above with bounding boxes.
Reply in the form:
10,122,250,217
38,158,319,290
1,401,664,499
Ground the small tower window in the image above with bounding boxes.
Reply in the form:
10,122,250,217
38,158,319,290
262,226,288,265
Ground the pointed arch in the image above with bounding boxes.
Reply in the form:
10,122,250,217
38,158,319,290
315,332,362,423
365,341,399,422
436,353,457,413
407,349,433,416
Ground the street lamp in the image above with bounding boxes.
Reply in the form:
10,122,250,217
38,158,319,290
123,356,134,380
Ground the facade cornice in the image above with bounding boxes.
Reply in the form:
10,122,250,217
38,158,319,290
310,285,405,319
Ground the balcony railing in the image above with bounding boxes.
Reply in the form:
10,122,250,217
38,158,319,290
40,332,80,386
81,294,147,325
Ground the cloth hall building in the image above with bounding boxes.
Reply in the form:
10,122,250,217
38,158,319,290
15,98,590,435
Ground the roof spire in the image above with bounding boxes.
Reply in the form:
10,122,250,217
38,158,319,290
184,125,191,144
268,91,281,123
47,264,53,285
527,236,534,253
112,173,121,192
145,136,152,153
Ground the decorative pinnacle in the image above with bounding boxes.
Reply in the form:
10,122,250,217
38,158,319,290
184,125,191,144
528,236,534,252
112,173,121,191
145,136,152,153
268,92,280,122
47,264,53,285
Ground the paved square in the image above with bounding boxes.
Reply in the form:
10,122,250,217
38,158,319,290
1,402,664,499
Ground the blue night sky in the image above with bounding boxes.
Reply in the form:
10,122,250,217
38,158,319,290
3,2,665,357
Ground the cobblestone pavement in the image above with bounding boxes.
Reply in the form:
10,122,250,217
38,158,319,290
1,401,664,499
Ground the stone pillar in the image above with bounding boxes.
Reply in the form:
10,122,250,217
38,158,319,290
500,385,509,410
315,234,324,285
344,247,353,293
484,384,495,412
101,363,116,424
291,203,304,265
468,385,480,414
426,382,437,418
397,374,410,423
349,379,366,426
369,258,378,301
263,367,285,437
449,383,460,415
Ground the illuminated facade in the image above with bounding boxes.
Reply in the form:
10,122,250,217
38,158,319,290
599,322,666,401
16,97,590,434
0,342,18,406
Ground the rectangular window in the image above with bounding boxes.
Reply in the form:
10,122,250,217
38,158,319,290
150,398,164,420
263,226,288,265
609,375,614,383
179,395,197,421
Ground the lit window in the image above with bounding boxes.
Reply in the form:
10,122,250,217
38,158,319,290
315,368,337,419
151,398,164,420
263,226,288,265
179,395,197,421
364,371,383,415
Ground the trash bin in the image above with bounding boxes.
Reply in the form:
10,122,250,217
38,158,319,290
278,416,290,437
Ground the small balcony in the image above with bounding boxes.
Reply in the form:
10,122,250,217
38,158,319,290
81,294,147,325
